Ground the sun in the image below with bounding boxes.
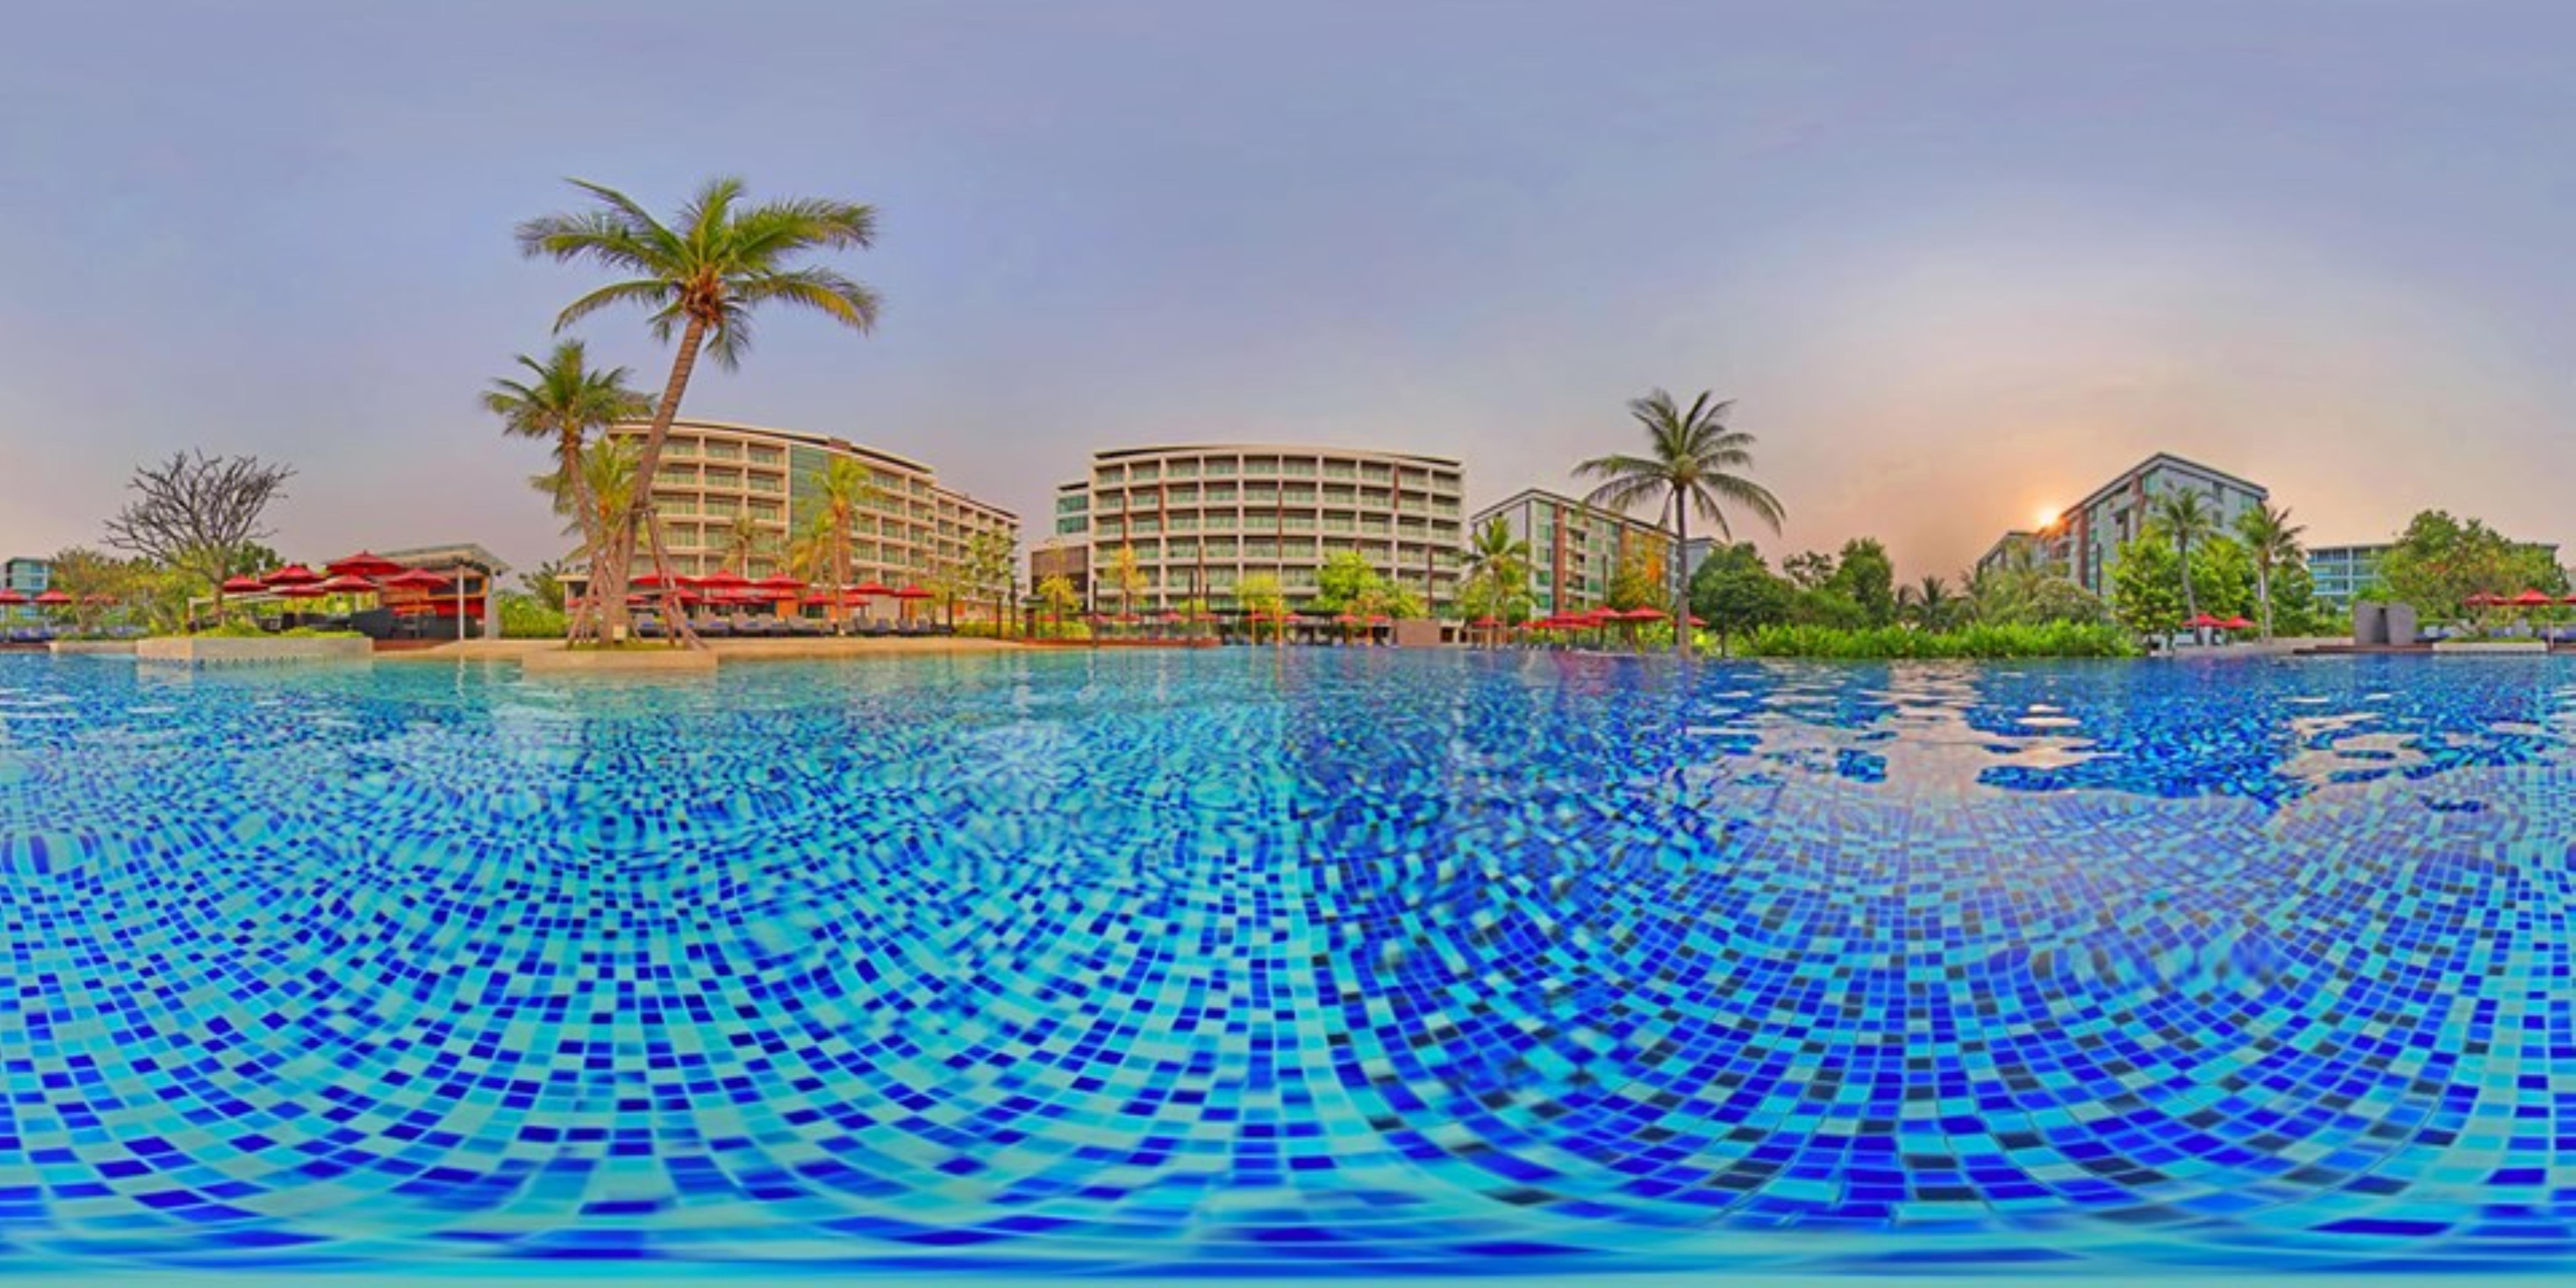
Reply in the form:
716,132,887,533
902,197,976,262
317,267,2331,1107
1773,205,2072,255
2033,505,2058,530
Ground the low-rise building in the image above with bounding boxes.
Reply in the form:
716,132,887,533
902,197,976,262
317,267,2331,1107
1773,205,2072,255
2007,454,2269,595
1469,488,1676,617
1049,444,1466,612
592,419,1017,602
3,556,48,623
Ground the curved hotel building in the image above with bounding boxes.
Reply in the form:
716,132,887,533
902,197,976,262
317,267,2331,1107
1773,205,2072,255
596,419,1017,598
1046,445,1466,612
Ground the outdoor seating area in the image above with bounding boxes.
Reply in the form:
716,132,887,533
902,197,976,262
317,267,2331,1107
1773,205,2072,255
1,586,136,647
618,571,962,640
212,552,478,640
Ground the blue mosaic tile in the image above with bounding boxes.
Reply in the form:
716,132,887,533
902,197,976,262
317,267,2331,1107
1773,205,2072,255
1,651,2574,1274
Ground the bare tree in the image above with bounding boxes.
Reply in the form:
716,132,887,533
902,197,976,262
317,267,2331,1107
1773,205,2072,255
102,452,295,597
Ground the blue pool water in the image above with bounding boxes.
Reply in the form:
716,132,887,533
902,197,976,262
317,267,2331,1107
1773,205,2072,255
3,649,2574,1276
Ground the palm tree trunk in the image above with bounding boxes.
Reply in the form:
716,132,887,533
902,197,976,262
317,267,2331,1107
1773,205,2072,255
1672,487,1692,658
561,427,604,644
2257,563,2273,640
608,314,709,646
2178,535,2198,644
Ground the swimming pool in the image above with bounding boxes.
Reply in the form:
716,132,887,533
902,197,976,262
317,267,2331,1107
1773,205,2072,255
2,649,2571,1275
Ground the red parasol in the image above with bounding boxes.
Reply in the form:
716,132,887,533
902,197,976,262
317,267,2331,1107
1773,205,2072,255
0,590,24,606
310,574,379,594
379,568,452,590
220,575,267,595
326,551,404,579
262,564,322,587
893,584,934,601
848,581,894,598
2508,589,2554,608
32,590,71,607
2217,615,2256,631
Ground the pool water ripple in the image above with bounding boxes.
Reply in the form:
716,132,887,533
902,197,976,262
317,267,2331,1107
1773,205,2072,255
2,650,2575,1274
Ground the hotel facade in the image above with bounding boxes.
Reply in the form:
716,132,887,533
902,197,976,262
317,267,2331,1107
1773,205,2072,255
1980,454,2270,595
1468,489,1678,618
598,419,1017,600
1047,444,1466,612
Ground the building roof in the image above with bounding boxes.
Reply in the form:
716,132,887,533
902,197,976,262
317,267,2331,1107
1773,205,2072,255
1469,487,1676,537
2069,453,2268,515
622,417,938,477
377,543,511,576
1091,443,1462,470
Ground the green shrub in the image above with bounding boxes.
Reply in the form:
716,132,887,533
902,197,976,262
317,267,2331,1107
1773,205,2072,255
496,592,568,639
1740,622,2138,659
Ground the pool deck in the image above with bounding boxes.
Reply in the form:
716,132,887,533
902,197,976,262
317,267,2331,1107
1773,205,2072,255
378,636,1030,668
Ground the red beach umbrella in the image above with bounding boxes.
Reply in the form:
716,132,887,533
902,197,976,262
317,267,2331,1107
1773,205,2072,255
262,564,322,587
752,574,806,594
630,571,688,591
2508,589,2554,608
893,584,933,601
379,568,452,590
693,569,752,592
220,575,267,595
32,590,71,607
2218,615,2256,631
2183,612,2223,629
848,581,894,598
310,574,378,594
325,551,404,579
1619,606,1669,621
0,590,24,606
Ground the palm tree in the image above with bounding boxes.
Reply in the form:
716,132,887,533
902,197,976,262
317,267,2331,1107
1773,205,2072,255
483,340,649,640
517,177,881,643
1899,574,1956,630
2235,501,2305,640
1574,389,1784,657
809,457,882,633
2148,488,2221,636
1463,517,1532,644
564,439,641,619
717,512,773,578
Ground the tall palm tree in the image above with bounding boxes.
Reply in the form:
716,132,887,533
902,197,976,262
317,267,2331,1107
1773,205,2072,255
812,457,882,633
1574,389,1784,657
484,341,649,640
2148,488,2221,635
517,177,881,643
2235,501,2305,640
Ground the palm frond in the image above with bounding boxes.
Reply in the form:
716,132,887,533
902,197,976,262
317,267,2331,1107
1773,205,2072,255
554,278,674,333
732,268,883,333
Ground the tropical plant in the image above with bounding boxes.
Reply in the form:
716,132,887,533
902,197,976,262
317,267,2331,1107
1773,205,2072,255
1827,537,1897,626
1235,572,1287,645
2110,537,2187,642
1741,621,2136,660
2146,487,2221,631
1781,550,1836,591
807,458,882,632
2371,510,2563,622
716,513,777,578
1104,544,1148,625
1574,388,1784,656
1605,546,1664,612
2233,501,2305,640
1034,572,1082,638
566,438,641,547
520,560,571,611
1898,574,1959,630
517,177,882,643
964,531,1018,635
484,340,650,639
1687,541,1793,657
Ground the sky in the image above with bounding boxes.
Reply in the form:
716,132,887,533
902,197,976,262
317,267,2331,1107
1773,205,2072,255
3,0,2571,582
